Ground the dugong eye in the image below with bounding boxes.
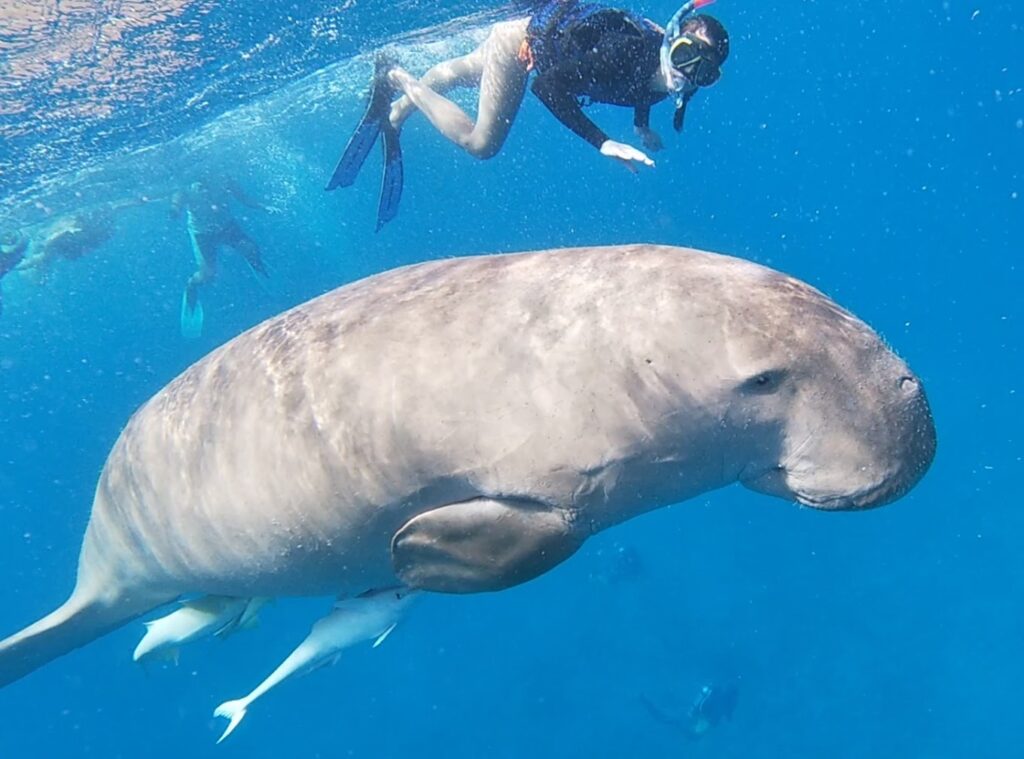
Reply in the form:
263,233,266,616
740,369,787,395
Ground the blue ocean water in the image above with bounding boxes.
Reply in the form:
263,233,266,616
0,0,1020,756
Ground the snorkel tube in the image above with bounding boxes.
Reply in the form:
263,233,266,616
660,0,717,130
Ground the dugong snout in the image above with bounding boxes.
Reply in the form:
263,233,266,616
808,375,934,510
744,359,937,511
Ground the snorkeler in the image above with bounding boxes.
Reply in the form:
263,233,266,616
641,680,739,740
15,198,146,284
172,177,271,339
0,231,28,317
327,0,729,228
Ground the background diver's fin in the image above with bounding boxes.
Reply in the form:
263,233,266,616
180,290,204,340
375,122,403,231
326,57,397,191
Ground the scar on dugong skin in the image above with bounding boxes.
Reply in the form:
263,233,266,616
0,244,935,733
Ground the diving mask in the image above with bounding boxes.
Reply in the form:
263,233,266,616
669,34,721,87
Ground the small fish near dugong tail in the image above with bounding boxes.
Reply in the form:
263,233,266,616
0,244,936,733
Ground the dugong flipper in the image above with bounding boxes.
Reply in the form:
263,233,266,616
0,244,936,697
391,497,585,592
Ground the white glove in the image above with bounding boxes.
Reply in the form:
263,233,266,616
599,140,655,173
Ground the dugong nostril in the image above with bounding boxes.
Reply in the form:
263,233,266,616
898,376,918,394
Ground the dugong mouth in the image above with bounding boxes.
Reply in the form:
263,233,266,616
791,485,895,511
740,467,902,511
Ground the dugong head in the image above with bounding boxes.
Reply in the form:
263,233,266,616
723,267,936,510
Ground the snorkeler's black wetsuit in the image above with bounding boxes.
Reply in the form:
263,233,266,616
526,6,668,149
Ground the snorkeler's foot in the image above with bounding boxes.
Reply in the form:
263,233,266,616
180,290,205,339
386,68,419,129
386,67,416,92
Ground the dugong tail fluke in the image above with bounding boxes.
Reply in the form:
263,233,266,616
0,588,165,688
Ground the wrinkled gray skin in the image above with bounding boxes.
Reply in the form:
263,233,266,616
0,244,936,687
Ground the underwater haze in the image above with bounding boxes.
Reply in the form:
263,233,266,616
0,1,1021,757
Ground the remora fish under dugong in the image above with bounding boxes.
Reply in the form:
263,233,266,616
0,244,935,728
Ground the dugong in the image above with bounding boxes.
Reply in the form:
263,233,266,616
0,244,936,702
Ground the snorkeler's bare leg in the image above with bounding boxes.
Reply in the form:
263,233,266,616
389,52,484,129
387,18,530,159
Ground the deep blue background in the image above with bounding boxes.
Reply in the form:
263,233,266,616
0,1,1021,757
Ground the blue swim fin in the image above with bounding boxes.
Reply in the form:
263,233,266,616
376,122,403,231
326,56,397,191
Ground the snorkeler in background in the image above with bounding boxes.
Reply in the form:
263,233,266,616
641,680,739,740
15,198,146,284
327,0,728,229
171,177,272,339
0,231,28,317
